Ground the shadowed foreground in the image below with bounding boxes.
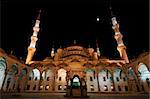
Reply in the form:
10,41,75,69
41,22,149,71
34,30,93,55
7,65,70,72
1,92,149,99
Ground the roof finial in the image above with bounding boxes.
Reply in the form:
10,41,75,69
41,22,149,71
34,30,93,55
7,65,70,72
10,50,14,55
96,39,101,57
110,7,114,17
74,40,76,44
88,44,91,48
51,41,55,57
109,0,115,17
37,9,42,20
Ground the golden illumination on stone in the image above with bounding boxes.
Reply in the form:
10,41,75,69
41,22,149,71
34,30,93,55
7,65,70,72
69,62,83,69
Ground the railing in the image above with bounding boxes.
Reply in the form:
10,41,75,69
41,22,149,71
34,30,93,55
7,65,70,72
62,51,89,58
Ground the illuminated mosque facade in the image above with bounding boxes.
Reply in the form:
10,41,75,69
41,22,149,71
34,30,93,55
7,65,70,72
0,9,149,97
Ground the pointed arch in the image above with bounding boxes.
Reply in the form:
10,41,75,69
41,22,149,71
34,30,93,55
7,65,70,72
29,68,40,80
40,68,54,91
14,64,18,73
19,68,27,79
58,68,67,79
0,57,7,89
17,68,28,91
113,67,128,92
98,69,114,92
55,68,67,91
138,63,150,92
128,67,136,79
138,63,150,75
45,69,53,81
3,63,19,92
9,63,18,75
42,71,46,80
128,67,140,92
71,75,81,88
84,68,98,92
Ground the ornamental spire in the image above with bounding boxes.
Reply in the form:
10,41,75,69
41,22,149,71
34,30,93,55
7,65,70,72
25,9,42,64
96,39,101,57
110,7,129,63
51,41,55,58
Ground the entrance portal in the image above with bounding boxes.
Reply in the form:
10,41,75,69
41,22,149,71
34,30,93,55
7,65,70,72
65,75,88,98
72,76,80,88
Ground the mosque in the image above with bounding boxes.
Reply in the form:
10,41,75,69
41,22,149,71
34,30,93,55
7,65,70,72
0,8,149,97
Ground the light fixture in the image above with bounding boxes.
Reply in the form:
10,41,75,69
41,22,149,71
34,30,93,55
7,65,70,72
90,85,94,89
97,16,99,22
103,86,107,90
46,85,49,89
40,85,43,89
111,85,114,89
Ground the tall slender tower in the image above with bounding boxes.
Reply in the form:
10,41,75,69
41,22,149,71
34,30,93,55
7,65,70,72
96,39,101,57
51,41,55,58
25,10,41,64
73,40,77,45
110,8,129,63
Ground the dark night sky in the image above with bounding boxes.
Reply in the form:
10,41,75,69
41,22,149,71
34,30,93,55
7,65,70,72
1,0,149,61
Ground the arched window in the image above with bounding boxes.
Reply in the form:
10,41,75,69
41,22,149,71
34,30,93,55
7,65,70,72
114,67,128,92
46,69,53,81
9,64,18,75
29,68,40,80
85,69,95,82
114,67,127,81
72,77,80,88
146,78,149,86
29,71,33,80
33,69,40,80
68,79,71,86
56,68,67,91
22,68,27,76
138,63,150,91
98,69,113,92
42,71,46,80
58,68,66,81
0,57,6,89
138,63,150,76
128,67,136,79
19,68,27,81
6,78,11,89
84,69,98,92
138,63,150,80
0,57,6,70
41,69,53,81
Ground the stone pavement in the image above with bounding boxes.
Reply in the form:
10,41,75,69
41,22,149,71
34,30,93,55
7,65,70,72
0,92,149,99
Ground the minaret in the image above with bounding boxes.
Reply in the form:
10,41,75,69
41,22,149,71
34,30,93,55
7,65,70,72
110,7,129,63
51,41,55,58
51,48,55,58
25,10,41,64
73,40,77,45
96,39,101,57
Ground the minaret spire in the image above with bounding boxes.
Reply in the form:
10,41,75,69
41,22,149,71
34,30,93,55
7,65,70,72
25,10,41,64
51,41,55,58
37,9,42,20
96,39,101,57
73,40,77,45
110,7,129,63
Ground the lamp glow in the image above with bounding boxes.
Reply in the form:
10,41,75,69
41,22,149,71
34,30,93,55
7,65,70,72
97,17,99,21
